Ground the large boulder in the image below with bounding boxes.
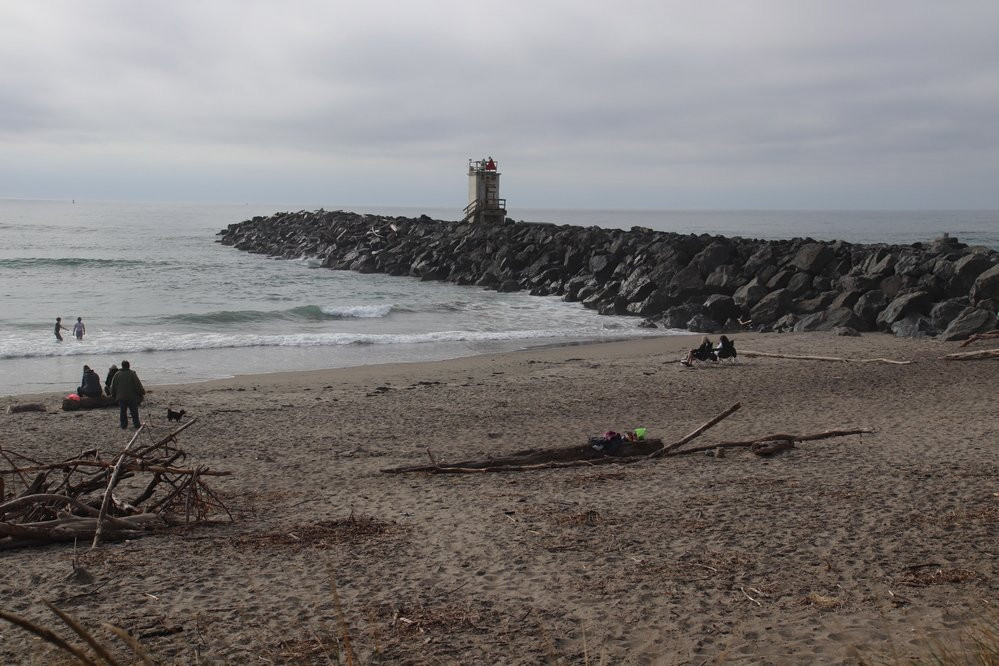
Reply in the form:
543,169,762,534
791,243,835,274
953,254,993,290
686,313,722,333
703,294,739,323
938,307,998,341
929,299,969,332
970,264,999,305
618,269,657,303
589,254,618,283
750,289,793,326
659,303,705,329
668,265,707,301
891,314,935,338
693,241,733,276
853,290,888,327
733,281,768,309
793,307,869,332
875,291,931,330
705,264,742,293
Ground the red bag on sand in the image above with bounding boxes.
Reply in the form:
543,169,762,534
67,393,80,401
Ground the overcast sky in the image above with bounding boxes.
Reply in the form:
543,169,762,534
2,1,998,210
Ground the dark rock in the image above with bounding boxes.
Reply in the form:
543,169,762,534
703,294,738,323
879,275,904,299
970,264,999,304
619,269,657,303
890,314,935,338
772,314,799,332
794,307,868,332
693,241,733,276
829,290,862,311
929,299,969,332
733,282,768,309
875,291,932,330
785,272,813,298
791,243,835,274
589,254,618,283
497,279,522,292
833,326,861,337
795,291,838,315
750,289,792,326
953,253,993,288
938,307,998,341
705,264,742,293
766,269,794,291
853,290,888,328
686,314,722,333
660,304,704,329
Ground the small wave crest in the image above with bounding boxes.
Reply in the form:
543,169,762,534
162,303,395,325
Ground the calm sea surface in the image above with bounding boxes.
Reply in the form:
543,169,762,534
1,200,996,396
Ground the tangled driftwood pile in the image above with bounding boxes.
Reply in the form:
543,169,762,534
381,403,873,474
0,418,232,550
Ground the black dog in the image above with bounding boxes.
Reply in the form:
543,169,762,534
166,408,186,422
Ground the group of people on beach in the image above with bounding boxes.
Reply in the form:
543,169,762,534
680,335,737,367
74,360,146,429
54,316,86,341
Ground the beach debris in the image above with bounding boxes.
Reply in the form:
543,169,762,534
739,350,912,365
959,329,999,347
940,347,999,361
0,417,232,550
380,402,873,474
6,403,46,414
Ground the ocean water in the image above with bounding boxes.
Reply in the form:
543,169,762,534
1,200,997,397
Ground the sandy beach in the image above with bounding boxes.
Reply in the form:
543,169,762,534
1,331,996,664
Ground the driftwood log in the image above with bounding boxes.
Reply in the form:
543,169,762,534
6,403,46,414
940,348,999,361
61,395,118,411
740,350,912,365
381,403,871,474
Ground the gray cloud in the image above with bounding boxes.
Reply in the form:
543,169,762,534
1,0,998,208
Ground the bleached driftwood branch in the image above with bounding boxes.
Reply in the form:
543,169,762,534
740,350,912,365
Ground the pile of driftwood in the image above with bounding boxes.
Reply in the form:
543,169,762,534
381,403,872,474
0,418,232,550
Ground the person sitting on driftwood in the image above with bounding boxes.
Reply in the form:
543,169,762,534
681,336,717,367
715,335,737,361
77,365,103,398
104,364,119,396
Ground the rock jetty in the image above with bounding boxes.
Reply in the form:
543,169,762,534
217,210,999,340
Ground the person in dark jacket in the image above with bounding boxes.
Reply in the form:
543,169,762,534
109,360,145,429
715,335,737,360
77,365,102,398
104,364,119,396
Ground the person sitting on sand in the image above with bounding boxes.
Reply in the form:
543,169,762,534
715,335,737,361
681,336,717,367
77,365,102,398
105,364,119,396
